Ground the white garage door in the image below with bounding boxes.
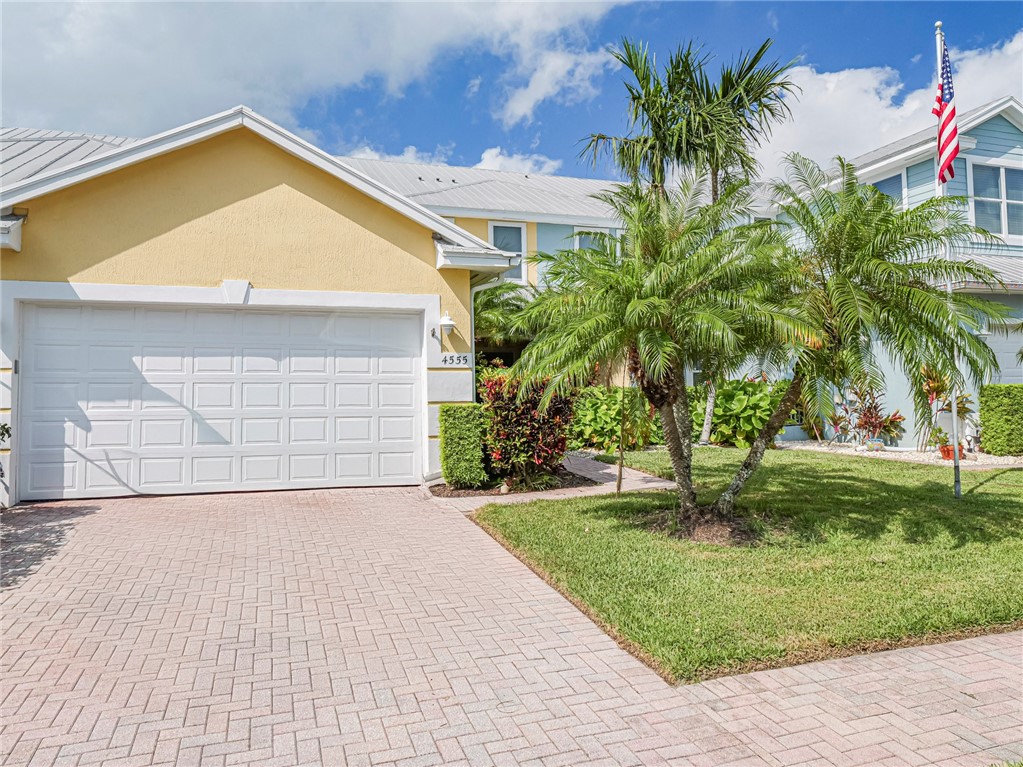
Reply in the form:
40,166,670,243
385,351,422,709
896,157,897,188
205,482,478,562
18,303,423,500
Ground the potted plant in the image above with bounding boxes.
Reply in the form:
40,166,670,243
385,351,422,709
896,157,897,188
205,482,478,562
928,427,963,460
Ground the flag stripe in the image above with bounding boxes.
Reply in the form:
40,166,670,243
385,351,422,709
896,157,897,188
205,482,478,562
934,40,959,185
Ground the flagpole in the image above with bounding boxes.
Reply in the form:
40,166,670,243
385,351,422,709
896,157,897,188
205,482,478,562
936,20,962,499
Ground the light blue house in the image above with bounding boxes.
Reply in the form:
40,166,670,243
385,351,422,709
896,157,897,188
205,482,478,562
844,95,1023,446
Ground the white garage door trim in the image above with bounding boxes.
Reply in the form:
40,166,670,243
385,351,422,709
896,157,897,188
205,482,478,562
1,280,469,505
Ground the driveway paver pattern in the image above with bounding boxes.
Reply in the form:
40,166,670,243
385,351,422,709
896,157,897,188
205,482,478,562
2,488,1021,767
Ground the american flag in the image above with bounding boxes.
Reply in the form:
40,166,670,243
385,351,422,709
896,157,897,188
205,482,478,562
932,40,959,184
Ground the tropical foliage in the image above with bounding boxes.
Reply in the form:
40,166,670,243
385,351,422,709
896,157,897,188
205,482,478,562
710,154,1008,514
512,174,784,523
479,373,573,488
569,386,660,453
687,379,785,449
473,283,534,346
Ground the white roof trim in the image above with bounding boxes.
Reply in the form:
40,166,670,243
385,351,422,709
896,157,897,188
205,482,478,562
430,205,621,229
0,216,23,252
435,240,519,273
854,96,1023,183
0,105,498,254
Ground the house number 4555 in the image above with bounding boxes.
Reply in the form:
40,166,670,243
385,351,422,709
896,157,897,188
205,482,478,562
440,354,471,367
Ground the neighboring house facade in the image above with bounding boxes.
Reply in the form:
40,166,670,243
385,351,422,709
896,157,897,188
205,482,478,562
847,95,1023,445
0,107,516,506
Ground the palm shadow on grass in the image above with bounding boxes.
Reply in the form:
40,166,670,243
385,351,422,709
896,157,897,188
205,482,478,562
590,450,1023,547
1,503,100,589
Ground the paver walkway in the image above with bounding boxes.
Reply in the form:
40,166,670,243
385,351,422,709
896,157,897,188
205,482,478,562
432,452,674,514
2,487,1021,767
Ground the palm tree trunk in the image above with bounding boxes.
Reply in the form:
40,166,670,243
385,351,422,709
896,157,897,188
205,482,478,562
699,378,716,444
657,402,698,519
712,374,803,517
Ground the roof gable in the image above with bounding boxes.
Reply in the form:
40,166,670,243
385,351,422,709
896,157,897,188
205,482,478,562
851,96,1023,182
0,106,495,253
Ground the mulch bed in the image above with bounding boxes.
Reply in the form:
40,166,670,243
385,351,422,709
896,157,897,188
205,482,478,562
429,466,598,498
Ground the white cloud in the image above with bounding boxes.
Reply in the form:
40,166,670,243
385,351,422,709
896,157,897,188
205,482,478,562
348,143,454,165
466,76,483,98
0,2,619,138
766,10,779,33
499,48,618,128
475,147,562,174
756,30,1023,178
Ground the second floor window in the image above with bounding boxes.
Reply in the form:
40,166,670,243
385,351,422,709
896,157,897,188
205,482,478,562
973,164,1023,238
490,222,525,282
872,174,903,204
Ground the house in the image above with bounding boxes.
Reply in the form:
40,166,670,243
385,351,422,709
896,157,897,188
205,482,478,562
2,96,1020,504
0,107,517,505
846,95,1023,445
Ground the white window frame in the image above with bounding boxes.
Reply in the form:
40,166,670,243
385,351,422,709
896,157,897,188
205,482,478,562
966,158,1023,246
573,225,611,250
488,220,528,284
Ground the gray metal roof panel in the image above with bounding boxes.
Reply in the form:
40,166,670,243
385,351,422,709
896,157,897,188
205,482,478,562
341,156,619,220
1,128,137,185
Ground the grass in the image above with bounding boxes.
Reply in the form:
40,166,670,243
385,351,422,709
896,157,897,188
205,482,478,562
475,448,1023,683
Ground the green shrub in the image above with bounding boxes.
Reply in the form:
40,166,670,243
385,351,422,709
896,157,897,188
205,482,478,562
438,404,489,488
479,373,573,484
979,384,1023,456
569,386,658,451
688,379,789,448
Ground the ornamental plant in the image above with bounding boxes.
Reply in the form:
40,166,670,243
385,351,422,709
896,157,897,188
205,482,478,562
687,379,784,449
979,384,1023,456
569,386,658,452
479,373,573,487
438,404,489,489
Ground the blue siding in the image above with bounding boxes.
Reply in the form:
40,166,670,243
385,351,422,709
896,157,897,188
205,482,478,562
964,114,1023,162
906,160,934,207
946,157,968,197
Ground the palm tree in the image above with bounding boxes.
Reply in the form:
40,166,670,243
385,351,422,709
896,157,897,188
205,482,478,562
473,282,534,347
584,37,797,443
512,174,785,524
710,154,1010,516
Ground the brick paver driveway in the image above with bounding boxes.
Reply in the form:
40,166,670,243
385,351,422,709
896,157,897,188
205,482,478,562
2,489,1021,767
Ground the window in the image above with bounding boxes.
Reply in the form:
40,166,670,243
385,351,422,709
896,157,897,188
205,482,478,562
872,174,903,203
574,226,609,251
972,164,1023,238
489,222,526,282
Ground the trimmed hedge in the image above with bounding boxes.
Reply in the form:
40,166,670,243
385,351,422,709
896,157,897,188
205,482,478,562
979,384,1023,456
438,404,489,488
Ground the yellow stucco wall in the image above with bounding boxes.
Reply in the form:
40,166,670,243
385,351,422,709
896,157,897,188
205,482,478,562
454,217,539,285
1,128,471,352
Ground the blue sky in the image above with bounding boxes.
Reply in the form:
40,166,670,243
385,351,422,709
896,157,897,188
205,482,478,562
4,2,1022,180
318,2,1023,177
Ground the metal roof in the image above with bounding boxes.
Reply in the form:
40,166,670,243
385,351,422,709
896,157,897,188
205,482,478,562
1,127,137,186
341,156,619,222
959,251,1023,290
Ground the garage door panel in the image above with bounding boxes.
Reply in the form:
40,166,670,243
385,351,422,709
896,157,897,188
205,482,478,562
18,304,423,499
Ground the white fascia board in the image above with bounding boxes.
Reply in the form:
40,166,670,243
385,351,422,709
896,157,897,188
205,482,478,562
0,218,23,252
435,241,519,272
428,205,621,229
0,105,494,253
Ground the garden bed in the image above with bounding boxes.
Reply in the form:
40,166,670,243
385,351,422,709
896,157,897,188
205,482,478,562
476,448,1023,683
429,466,598,498
777,440,1023,468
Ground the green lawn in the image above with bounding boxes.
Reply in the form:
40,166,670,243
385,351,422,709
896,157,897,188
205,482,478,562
475,448,1023,682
